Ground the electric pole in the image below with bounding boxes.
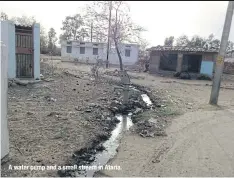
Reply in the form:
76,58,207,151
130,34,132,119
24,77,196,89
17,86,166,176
106,1,112,68
209,1,234,105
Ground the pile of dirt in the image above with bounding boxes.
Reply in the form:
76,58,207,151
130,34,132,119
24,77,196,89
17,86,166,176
130,83,161,106
57,83,157,177
135,119,167,137
108,83,158,115
103,70,119,77
108,96,148,115
103,70,145,80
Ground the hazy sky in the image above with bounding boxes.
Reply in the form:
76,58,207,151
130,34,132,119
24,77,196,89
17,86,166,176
1,1,233,46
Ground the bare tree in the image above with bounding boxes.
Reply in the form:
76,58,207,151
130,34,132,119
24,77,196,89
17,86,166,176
83,1,111,42
0,12,8,21
84,1,145,43
84,1,146,70
112,1,124,70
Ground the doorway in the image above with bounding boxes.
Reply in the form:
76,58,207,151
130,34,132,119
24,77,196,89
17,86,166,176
159,53,178,71
182,54,202,73
15,25,34,78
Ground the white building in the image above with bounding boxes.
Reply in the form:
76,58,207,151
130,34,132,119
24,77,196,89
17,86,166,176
1,20,40,159
1,41,9,159
61,40,139,66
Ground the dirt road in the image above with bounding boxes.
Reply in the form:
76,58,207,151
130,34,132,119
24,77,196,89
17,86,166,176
101,108,234,177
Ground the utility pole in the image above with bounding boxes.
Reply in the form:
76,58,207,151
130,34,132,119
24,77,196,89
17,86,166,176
209,1,234,105
106,1,112,68
91,22,93,42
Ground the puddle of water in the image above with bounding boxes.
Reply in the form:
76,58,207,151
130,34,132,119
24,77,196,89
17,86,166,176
86,115,133,177
141,94,152,106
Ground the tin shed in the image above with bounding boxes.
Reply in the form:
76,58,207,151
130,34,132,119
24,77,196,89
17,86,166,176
147,46,218,76
0,20,40,79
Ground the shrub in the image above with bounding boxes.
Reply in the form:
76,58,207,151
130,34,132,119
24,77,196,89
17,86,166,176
174,72,181,77
197,74,212,81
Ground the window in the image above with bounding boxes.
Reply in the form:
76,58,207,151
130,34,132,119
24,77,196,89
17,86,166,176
67,41,72,45
93,48,98,55
80,47,85,54
93,43,98,46
125,49,131,57
80,42,85,45
67,46,72,53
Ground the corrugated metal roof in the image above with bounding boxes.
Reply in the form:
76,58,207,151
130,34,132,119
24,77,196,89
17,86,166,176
147,45,219,53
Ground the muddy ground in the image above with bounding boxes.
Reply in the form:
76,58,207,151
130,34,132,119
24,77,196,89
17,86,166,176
1,62,124,177
1,61,170,177
3,60,233,177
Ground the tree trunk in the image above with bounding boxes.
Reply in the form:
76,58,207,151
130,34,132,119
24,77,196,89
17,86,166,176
114,38,123,71
114,3,123,71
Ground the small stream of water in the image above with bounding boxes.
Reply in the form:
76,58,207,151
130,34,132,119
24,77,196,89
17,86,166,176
84,93,152,177
86,114,133,177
